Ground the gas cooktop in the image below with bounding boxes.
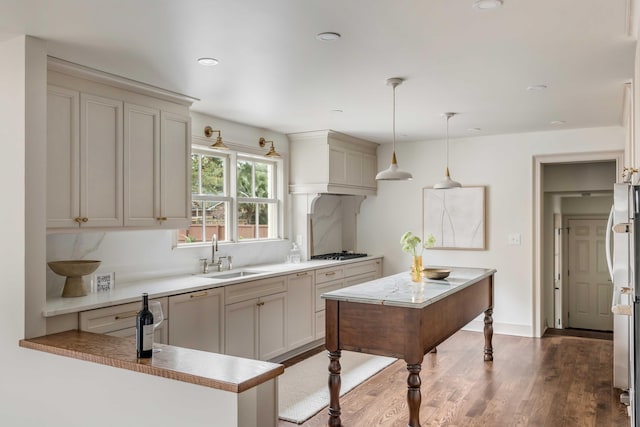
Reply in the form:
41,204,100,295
310,252,368,261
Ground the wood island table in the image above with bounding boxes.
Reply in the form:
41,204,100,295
322,267,496,427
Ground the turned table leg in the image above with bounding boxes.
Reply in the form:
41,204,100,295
328,350,342,426
484,307,494,361
407,363,422,427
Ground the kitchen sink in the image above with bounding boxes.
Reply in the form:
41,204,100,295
201,270,264,279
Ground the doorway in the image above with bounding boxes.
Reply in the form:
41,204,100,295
565,216,612,331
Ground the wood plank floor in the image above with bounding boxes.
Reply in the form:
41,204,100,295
278,330,628,427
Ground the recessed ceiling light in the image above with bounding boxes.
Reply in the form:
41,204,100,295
316,32,341,42
468,127,483,133
526,84,547,91
473,0,503,10
550,120,566,125
197,57,219,66
330,109,343,113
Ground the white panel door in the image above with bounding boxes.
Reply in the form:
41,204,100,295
258,291,287,360
286,272,314,350
124,103,160,227
568,218,613,330
168,288,224,353
160,111,191,228
225,299,258,359
47,85,80,228
80,93,123,227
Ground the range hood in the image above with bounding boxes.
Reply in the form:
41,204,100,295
288,130,378,196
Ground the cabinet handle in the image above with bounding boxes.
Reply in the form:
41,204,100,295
325,271,336,276
114,311,138,320
74,217,83,223
296,272,308,277
82,217,88,223
190,291,209,299
256,301,265,307
157,217,168,222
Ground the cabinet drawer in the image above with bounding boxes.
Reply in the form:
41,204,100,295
315,266,344,284
344,271,379,288
315,280,343,312
225,276,287,305
344,259,380,278
79,297,168,334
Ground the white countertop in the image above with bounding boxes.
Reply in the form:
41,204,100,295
321,266,496,309
44,256,382,317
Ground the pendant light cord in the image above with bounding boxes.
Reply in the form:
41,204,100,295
392,83,396,153
445,114,449,173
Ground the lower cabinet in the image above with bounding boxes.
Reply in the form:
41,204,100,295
79,297,168,344
168,287,224,353
224,276,288,361
286,271,314,350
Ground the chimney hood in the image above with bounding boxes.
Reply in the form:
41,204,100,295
288,130,378,196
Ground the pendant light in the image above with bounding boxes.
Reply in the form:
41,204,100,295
375,78,413,181
433,112,461,189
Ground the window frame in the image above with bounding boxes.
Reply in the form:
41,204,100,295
236,154,279,241
177,140,284,247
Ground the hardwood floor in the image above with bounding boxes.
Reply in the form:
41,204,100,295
278,330,628,427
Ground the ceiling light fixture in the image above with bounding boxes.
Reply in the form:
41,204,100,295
204,126,229,149
197,57,219,66
468,127,482,133
375,78,412,181
473,0,503,10
316,32,341,42
526,84,547,91
550,120,566,125
259,137,281,157
433,113,462,189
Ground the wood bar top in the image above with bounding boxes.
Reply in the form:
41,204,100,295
19,330,283,393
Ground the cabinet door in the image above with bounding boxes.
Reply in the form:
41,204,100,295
287,271,314,350
124,103,160,227
168,288,224,353
362,153,377,189
47,85,80,228
225,298,258,359
79,93,123,227
259,292,288,360
160,111,191,229
328,146,347,184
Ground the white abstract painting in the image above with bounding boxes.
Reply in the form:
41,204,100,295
423,186,485,250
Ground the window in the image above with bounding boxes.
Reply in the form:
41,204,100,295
178,146,281,245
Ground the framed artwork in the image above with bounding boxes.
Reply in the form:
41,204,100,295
93,272,115,293
423,186,486,250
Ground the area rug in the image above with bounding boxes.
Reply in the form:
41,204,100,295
278,350,397,424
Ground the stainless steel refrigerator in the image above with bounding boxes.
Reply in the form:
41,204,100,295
608,183,636,425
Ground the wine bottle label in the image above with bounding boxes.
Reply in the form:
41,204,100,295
142,324,154,351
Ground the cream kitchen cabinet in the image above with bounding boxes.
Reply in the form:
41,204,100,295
46,59,194,230
79,297,168,344
124,104,191,228
313,258,382,339
168,287,224,353
289,130,378,196
286,271,314,350
224,276,288,361
47,87,124,228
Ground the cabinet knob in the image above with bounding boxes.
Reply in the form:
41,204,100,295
256,301,265,307
74,217,83,223
82,217,88,223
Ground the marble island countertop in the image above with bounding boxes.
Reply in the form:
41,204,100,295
321,266,496,309
44,256,382,317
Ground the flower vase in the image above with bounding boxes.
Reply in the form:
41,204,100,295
410,255,422,282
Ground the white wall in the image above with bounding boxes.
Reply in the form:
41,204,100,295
358,126,625,337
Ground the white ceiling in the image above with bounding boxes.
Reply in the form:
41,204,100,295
0,0,636,143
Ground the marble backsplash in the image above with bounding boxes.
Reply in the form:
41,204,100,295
46,230,290,299
310,194,361,256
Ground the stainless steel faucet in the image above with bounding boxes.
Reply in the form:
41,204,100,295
211,233,218,263
199,234,232,274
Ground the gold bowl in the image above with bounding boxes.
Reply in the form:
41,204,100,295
48,260,101,297
422,268,451,280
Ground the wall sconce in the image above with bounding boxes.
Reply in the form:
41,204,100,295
204,126,229,149
258,137,281,157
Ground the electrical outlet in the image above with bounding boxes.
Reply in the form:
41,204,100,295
508,233,521,245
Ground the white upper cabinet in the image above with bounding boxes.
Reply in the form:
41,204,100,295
46,58,195,230
288,130,378,196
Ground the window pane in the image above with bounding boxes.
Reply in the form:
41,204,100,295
204,201,226,241
237,201,274,240
255,163,270,198
178,200,227,243
237,160,252,198
191,154,200,194
200,155,224,195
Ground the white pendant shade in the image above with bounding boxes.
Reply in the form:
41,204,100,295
376,78,412,181
376,152,413,180
434,112,461,189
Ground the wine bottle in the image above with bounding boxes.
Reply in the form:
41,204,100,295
136,293,154,358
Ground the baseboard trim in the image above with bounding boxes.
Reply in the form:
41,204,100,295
463,319,533,337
